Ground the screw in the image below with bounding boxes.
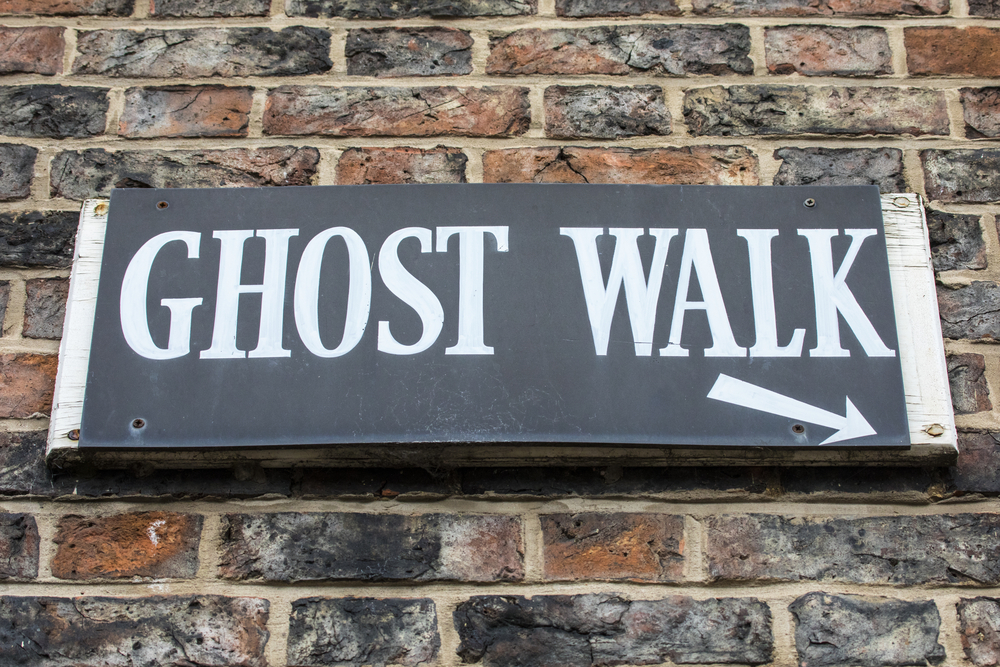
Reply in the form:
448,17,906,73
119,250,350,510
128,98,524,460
893,196,910,208
132,418,146,429
156,201,168,209
67,429,80,441
792,424,805,434
803,198,816,208
94,202,109,216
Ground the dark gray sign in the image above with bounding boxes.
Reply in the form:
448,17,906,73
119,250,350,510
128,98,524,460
81,184,909,449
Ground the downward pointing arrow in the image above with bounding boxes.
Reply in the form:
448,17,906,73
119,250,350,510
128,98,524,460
707,374,877,446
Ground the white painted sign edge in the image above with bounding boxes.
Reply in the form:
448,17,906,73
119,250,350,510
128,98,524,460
46,194,957,468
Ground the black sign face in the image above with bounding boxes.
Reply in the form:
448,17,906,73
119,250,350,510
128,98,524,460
81,184,909,449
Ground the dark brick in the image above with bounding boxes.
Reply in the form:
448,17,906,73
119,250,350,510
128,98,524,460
336,147,467,184
264,86,529,137
0,27,63,75
790,593,945,667
0,595,268,667
0,514,38,579
65,467,294,499
0,354,57,419
707,514,1000,584
287,0,535,17
50,147,319,200
0,281,8,333
949,353,992,415
923,149,1000,203
962,88,1000,139
970,0,1000,15
0,0,133,15
938,282,1000,340
460,466,772,497
906,27,1000,77
347,28,473,77
220,513,523,582
953,431,1000,494
0,144,36,202
484,146,758,184
765,26,891,76
488,26,752,76
0,432,53,496
23,278,68,340
544,85,670,139
928,209,987,272
0,85,107,139
556,0,679,15
52,511,202,580
0,210,77,268
685,85,948,137
778,467,954,499
74,27,332,78
299,467,457,497
119,86,253,139
288,598,439,667
541,513,684,581
773,147,904,191
693,0,947,14
959,598,1000,666
150,0,270,15
455,594,773,666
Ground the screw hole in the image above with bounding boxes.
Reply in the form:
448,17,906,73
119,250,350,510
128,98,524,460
67,429,80,441
803,199,815,208
792,424,805,434
132,418,146,429
156,201,168,209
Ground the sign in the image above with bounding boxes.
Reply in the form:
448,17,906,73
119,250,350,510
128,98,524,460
65,184,918,451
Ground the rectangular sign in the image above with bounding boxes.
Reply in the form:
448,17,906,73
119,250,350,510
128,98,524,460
75,184,912,450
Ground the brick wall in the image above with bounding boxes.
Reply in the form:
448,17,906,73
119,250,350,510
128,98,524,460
1,0,999,665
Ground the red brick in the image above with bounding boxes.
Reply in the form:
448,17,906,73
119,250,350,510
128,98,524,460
52,511,202,579
0,354,56,418
906,27,1000,77
337,147,467,184
23,278,67,340
265,86,530,138
765,26,891,76
0,0,132,15
541,513,684,581
0,27,63,75
119,86,253,139
483,146,759,185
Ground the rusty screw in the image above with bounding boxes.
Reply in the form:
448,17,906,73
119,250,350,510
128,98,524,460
156,201,169,209
94,202,109,216
67,429,80,441
803,198,816,208
132,418,146,429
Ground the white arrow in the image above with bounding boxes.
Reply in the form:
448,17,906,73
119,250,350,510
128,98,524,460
707,373,877,446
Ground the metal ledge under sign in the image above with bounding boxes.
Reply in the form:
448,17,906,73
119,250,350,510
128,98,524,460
47,186,956,468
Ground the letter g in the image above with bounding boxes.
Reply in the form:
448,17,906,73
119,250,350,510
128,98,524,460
120,231,203,360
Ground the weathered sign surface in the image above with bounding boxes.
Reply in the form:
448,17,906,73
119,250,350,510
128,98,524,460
74,184,912,450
